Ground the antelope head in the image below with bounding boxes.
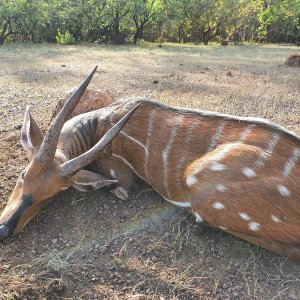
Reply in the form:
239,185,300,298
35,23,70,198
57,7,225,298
0,67,140,240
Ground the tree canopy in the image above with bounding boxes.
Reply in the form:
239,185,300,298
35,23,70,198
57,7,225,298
0,0,299,45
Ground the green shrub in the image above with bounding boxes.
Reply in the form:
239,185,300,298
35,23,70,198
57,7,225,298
55,31,75,45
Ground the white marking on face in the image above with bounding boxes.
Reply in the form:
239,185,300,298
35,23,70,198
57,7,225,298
210,162,226,171
219,226,227,230
239,212,251,221
144,109,157,179
249,222,260,231
271,215,280,223
208,120,226,151
110,169,116,179
186,175,198,187
278,184,291,197
216,184,227,192
238,124,256,143
283,147,300,177
120,130,148,153
162,115,184,198
213,202,225,210
242,167,256,178
195,212,203,222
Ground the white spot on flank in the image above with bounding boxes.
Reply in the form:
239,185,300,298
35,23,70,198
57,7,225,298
239,212,251,221
186,175,198,187
109,169,116,179
249,222,261,231
213,202,225,210
238,124,256,143
208,120,226,151
193,143,241,175
283,148,300,177
278,184,291,197
271,215,280,223
242,167,256,178
210,162,226,171
219,226,227,230
162,115,184,198
195,212,203,222
216,184,227,192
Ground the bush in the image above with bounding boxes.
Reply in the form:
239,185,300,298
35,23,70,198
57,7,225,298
55,31,75,45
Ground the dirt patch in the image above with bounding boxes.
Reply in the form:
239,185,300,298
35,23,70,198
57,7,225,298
0,44,299,299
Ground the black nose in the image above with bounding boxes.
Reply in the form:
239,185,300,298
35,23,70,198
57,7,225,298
0,225,10,240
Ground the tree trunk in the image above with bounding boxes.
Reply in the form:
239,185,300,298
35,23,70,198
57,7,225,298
0,21,9,46
133,30,139,44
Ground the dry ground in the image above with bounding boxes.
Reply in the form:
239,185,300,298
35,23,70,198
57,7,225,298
0,43,299,300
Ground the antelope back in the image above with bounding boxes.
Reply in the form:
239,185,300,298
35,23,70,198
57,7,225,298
51,88,115,121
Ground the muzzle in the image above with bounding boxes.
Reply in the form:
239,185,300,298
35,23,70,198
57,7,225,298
0,194,33,240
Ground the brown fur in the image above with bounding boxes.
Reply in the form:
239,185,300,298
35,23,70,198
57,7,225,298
285,54,300,67
51,88,115,122
1,89,300,260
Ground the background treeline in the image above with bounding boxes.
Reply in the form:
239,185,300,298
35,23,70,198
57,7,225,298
0,0,300,46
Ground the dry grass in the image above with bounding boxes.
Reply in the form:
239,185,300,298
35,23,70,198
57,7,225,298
0,43,299,299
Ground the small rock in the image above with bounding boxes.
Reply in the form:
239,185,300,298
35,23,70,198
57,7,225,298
3,264,11,269
153,80,159,84
226,71,233,76
52,238,58,244
288,293,298,300
130,294,147,300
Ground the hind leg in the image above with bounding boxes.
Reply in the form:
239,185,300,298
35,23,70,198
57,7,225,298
184,143,300,258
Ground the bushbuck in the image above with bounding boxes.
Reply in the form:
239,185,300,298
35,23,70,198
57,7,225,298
0,67,299,260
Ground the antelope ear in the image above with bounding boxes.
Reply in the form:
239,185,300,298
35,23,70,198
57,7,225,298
72,170,117,192
21,106,44,153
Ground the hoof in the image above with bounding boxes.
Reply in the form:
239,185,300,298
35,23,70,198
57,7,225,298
112,186,129,200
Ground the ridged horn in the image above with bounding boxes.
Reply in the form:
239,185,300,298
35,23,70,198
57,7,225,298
38,66,98,163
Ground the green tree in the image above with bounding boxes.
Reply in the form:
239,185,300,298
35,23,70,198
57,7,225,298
258,0,300,43
0,0,48,45
127,0,163,44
